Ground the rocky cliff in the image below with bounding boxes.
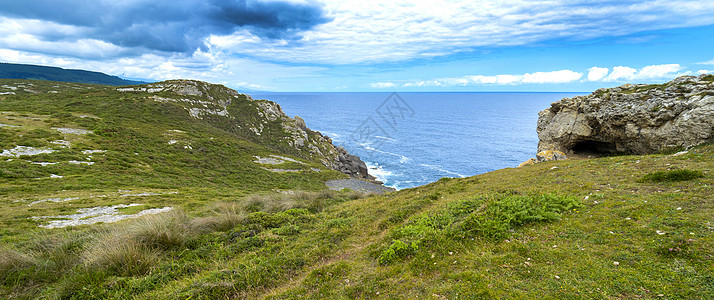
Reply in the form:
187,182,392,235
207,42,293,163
118,80,373,181
537,74,714,155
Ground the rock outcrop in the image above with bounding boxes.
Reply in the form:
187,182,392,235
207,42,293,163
118,79,376,181
537,74,714,155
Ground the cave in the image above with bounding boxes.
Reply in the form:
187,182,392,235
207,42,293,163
570,140,618,155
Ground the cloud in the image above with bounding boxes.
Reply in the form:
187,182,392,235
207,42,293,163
587,67,609,81
637,64,685,79
603,64,686,81
208,0,714,64
604,66,638,81
522,70,583,84
370,82,396,88
0,47,325,91
697,59,714,65
372,69,583,88
0,0,328,54
370,64,696,89
698,69,713,74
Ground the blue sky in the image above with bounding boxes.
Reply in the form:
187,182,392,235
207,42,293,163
1,0,714,92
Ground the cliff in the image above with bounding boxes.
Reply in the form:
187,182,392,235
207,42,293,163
537,74,714,156
117,80,373,181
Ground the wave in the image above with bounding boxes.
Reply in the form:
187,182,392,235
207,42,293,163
365,162,395,186
319,131,340,139
374,135,395,141
419,163,468,178
363,146,410,163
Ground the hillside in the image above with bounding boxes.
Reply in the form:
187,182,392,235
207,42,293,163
0,63,145,86
0,79,712,299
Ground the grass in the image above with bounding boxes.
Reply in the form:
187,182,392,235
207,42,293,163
1,79,712,299
1,145,711,298
641,169,704,182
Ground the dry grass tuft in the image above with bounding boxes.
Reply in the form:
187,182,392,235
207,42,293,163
124,209,194,250
0,247,36,277
192,202,247,232
84,237,159,277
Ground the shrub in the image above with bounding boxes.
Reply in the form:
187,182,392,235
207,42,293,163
641,169,704,182
378,240,419,265
462,193,581,240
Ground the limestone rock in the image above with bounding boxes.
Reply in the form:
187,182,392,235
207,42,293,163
121,79,377,182
518,158,537,168
294,116,308,131
536,150,567,162
537,74,714,155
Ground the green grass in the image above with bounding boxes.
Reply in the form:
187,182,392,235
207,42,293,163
641,169,704,182
1,79,712,299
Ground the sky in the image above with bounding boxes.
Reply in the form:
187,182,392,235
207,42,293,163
1,0,714,92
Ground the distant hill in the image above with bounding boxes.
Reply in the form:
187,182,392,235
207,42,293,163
0,63,147,86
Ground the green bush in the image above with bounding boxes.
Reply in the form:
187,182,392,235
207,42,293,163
641,169,704,182
23,128,61,140
378,240,419,265
462,193,581,240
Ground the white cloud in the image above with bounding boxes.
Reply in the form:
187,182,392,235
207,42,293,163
697,59,714,65
369,64,695,89
522,70,582,84
637,64,685,79
370,82,395,88
371,69,582,88
207,0,714,65
0,47,322,91
587,67,609,81
604,64,686,82
697,69,713,74
604,66,638,81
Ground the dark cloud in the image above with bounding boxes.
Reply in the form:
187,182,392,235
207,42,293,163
0,0,329,52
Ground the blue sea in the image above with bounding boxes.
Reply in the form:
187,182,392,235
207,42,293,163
251,92,585,190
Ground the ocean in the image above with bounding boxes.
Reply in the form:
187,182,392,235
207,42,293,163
251,92,585,190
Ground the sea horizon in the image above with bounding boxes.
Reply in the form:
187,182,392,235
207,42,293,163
252,91,587,189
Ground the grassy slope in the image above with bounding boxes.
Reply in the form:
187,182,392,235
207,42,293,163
0,79,344,243
0,63,144,86
1,79,712,299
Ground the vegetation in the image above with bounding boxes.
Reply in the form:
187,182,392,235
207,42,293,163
0,63,145,86
0,79,712,299
641,169,704,182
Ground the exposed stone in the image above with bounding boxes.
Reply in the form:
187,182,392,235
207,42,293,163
517,158,537,168
536,150,567,162
537,74,714,155
124,79,378,182
1,146,56,157
52,127,93,135
325,179,395,194
294,116,308,131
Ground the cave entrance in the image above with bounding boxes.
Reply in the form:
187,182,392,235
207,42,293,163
571,140,618,155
